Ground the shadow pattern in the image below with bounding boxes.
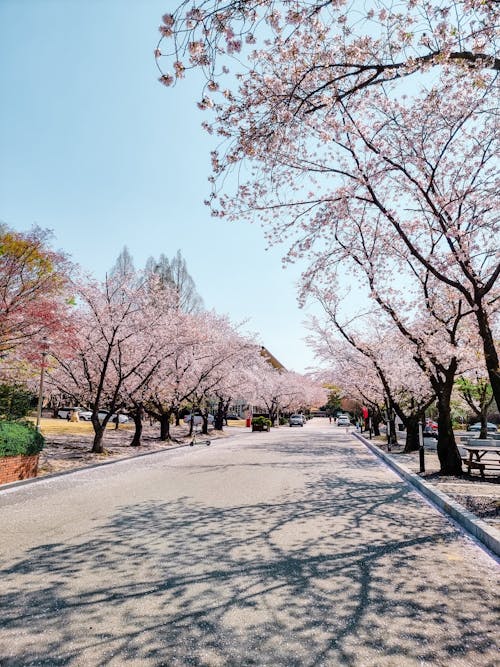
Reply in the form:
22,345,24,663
1,428,499,666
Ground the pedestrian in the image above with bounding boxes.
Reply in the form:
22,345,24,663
329,415,332,424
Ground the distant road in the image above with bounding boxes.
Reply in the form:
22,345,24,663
1,420,498,666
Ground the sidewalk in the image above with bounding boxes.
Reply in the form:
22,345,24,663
361,432,499,523
354,430,500,556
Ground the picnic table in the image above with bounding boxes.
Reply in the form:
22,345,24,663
461,444,500,478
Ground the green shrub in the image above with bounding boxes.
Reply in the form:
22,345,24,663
0,421,45,457
0,383,36,421
252,416,272,427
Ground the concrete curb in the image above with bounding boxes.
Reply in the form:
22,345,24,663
0,441,190,493
353,432,500,558
0,428,248,494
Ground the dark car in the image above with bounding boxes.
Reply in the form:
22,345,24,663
226,414,241,420
467,422,498,433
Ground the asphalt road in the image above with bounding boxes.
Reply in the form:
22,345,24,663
1,420,498,666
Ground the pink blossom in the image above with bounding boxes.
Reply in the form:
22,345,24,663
158,73,174,86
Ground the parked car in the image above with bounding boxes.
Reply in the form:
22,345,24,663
226,414,241,420
337,415,351,427
422,418,438,437
467,422,498,433
97,411,129,424
289,414,304,427
57,407,92,420
184,414,215,425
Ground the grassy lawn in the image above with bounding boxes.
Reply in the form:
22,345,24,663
227,419,247,428
29,417,132,436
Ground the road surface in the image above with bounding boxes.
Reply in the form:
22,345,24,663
1,420,498,666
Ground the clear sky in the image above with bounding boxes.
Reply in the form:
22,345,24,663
0,0,326,373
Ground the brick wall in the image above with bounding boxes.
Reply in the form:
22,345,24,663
0,454,39,485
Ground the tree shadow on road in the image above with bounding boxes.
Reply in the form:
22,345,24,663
1,437,498,666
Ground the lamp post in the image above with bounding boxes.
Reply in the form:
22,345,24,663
418,419,425,473
35,338,50,431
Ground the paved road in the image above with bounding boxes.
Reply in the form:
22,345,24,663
1,421,498,666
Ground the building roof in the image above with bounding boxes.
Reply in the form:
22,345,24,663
260,346,286,371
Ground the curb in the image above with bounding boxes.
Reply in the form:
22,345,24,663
0,428,250,494
353,432,500,558
0,441,190,493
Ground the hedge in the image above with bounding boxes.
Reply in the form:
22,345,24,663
0,421,45,457
251,416,272,427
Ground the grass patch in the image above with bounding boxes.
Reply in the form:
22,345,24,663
227,419,247,427
27,418,133,436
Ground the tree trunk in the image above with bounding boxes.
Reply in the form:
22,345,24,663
371,410,382,436
160,413,171,441
475,304,500,411
214,398,224,431
91,423,106,453
480,413,488,441
385,399,398,448
404,415,420,452
130,410,143,447
201,411,209,435
436,389,462,475
387,417,398,448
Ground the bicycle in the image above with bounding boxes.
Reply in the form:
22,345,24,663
189,428,211,447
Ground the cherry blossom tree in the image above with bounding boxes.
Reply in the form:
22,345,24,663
309,264,476,474
251,364,323,424
208,341,263,430
141,311,255,439
159,2,499,410
46,273,177,453
309,313,435,451
157,1,498,104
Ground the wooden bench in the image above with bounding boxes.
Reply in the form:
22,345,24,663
461,445,500,478
461,458,500,476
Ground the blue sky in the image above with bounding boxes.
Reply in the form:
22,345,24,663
0,0,326,372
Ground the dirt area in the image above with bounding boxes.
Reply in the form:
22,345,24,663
36,419,231,478
372,437,500,530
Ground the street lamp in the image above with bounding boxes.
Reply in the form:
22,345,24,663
35,338,50,431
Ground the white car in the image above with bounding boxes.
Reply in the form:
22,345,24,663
289,414,305,427
57,407,92,420
97,411,129,424
337,415,351,427
184,414,215,426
